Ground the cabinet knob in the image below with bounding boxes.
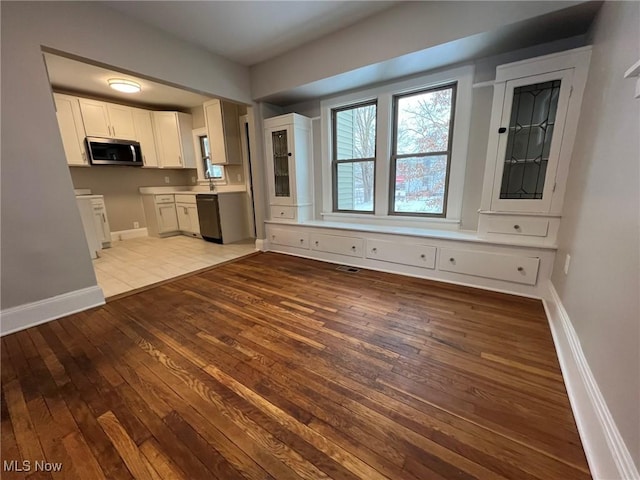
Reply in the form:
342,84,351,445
449,257,455,262
372,247,377,252
517,266,524,272
287,153,292,157
299,238,304,243
420,254,426,259
498,127,507,134
513,224,521,230
272,235,275,240
280,211,285,215
315,241,319,246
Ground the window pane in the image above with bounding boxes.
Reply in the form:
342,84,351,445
394,156,447,214
396,87,453,155
335,104,376,160
336,161,374,212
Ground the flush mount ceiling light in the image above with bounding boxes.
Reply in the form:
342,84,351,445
108,79,141,93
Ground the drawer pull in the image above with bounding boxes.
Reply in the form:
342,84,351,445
272,235,275,240
420,254,426,259
299,238,304,243
315,241,319,246
513,224,521,230
517,266,524,272
280,211,285,216
372,247,377,252
351,246,356,250
449,257,455,262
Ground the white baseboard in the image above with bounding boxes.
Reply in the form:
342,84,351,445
543,281,639,480
0,286,105,337
255,238,270,251
111,227,148,242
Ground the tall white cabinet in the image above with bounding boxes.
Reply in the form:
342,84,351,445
478,47,591,244
264,113,313,223
53,93,88,166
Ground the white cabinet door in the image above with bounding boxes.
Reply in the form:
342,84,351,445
203,99,242,165
187,205,200,235
107,104,136,140
153,112,184,168
490,69,573,213
132,109,159,167
176,203,191,232
79,99,136,140
264,124,295,206
156,203,179,233
54,93,87,166
79,99,111,137
91,202,111,247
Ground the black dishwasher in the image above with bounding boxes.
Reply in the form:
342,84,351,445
196,194,222,243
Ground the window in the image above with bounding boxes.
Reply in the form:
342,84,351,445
332,102,376,212
198,135,224,180
321,65,473,224
193,128,225,183
391,84,456,216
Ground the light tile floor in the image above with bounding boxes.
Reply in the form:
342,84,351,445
93,236,256,298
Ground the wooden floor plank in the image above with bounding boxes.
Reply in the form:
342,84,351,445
1,252,591,479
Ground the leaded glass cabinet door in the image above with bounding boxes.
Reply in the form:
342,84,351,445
269,127,294,204
491,69,573,213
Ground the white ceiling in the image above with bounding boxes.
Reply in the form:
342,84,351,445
44,53,213,109
104,1,398,66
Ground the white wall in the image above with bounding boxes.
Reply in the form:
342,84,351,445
0,2,250,315
551,1,640,470
250,1,583,100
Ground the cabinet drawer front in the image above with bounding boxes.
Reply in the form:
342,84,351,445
270,205,295,220
486,217,549,237
438,248,539,285
174,194,197,204
311,233,363,258
366,240,436,269
155,194,175,204
270,228,309,249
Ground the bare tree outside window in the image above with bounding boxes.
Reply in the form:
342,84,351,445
391,84,456,215
333,102,376,212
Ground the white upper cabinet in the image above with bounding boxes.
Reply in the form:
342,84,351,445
264,113,313,222
79,98,136,140
203,99,242,165
131,108,159,167
53,93,88,166
480,48,591,216
152,112,196,169
478,47,591,244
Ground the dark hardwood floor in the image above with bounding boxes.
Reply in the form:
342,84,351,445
1,252,591,479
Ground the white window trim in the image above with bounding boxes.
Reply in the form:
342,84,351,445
320,64,474,227
192,127,227,185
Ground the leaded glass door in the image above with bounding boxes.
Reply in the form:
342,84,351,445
271,128,291,200
491,69,573,213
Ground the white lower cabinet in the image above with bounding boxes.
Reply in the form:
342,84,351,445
90,198,111,248
265,224,552,295
438,248,539,285
175,194,200,237
311,233,364,258
366,239,436,269
270,228,310,249
142,194,179,237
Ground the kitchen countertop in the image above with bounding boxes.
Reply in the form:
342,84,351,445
138,185,246,195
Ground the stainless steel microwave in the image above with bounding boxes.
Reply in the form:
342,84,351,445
86,137,143,166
